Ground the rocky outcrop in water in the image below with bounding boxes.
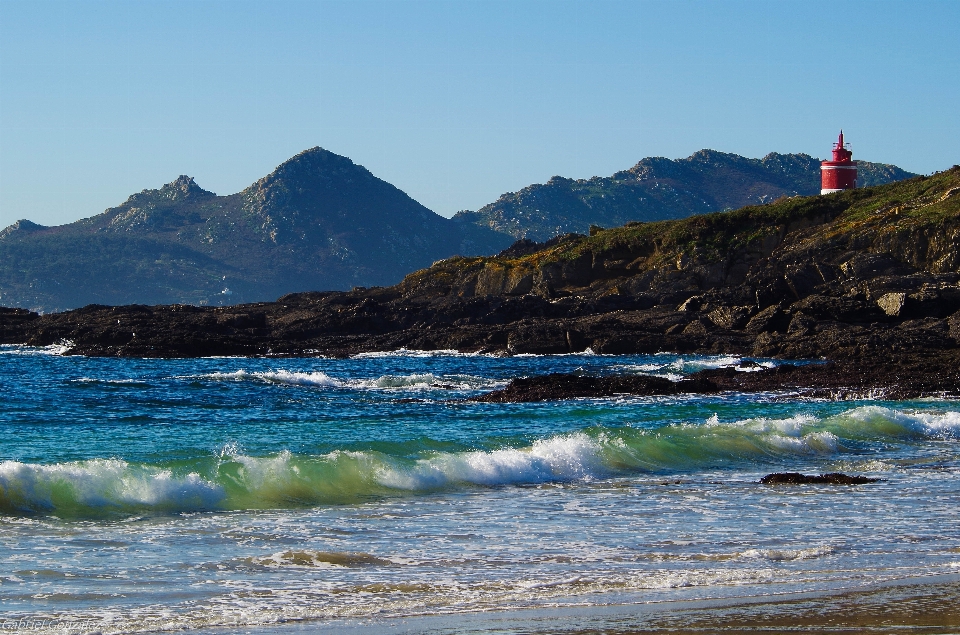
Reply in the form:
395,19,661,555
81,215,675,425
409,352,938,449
760,473,880,485
467,354,960,402
470,373,721,402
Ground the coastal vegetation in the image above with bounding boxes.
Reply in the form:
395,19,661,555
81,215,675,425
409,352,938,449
454,150,916,241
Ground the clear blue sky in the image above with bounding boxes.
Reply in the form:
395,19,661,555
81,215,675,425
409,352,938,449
1,0,958,228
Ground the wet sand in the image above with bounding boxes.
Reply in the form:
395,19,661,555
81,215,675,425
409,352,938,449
205,574,960,634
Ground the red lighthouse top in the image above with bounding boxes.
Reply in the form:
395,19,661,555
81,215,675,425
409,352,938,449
830,130,853,163
821,130,857,194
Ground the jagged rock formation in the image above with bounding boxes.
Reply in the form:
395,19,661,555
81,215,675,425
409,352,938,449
454,150,917,241
0,148,512,312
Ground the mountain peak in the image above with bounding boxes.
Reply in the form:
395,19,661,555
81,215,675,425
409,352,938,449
686,149,748,166
289,146,347,162
157,176,214,201
272,147,365,178
0,219,48,240
245,147,376,201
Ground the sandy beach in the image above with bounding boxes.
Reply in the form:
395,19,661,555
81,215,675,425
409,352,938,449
192,574,960,634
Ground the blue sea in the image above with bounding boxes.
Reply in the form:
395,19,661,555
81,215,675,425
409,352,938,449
3,345,960,633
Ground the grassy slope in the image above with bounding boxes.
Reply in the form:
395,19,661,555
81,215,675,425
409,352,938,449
409,167,960,296
456,151,918,242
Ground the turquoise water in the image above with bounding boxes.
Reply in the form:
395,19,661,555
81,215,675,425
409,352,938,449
2,346,960,632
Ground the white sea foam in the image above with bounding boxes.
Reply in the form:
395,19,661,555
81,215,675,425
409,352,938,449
832,405,960,440
351,348,481,358
618,354,775,380
17,565,796,632
697,412,842,456
353,348,604,359
355,373,440,389
765,430,840,454
72,377,152,385
735,361,777,372
201,369,342,387
0,342,73,356
196,369,503,391
683,355,743,370
349,373,503,390
740,545,836,561
694,406,960,458
374,433,607,490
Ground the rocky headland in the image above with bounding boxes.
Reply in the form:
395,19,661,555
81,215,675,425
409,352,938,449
3,166,960,399
0,148,914,313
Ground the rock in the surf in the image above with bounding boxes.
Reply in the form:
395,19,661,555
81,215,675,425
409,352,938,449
759,472,879,485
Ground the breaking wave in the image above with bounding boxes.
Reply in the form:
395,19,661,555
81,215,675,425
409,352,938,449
195,369,505,391
618,354,777,380
0,342,73,356
2,405,957,516
351,349,484,358
351,348,603,359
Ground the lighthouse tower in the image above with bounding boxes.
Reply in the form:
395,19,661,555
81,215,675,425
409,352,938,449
820,131,857,194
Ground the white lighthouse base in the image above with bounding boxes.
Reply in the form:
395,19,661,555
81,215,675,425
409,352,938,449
820,188,847,195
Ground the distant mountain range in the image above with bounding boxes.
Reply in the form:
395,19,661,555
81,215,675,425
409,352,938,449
0,147,917,312
454,150,917,241
0,148,510,311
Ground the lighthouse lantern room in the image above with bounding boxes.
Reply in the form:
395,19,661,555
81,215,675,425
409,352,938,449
821,131,857,194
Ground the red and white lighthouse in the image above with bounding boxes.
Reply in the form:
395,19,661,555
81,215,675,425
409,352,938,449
820,131,857,194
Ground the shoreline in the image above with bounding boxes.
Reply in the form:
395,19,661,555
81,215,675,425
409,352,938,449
469,354,960,402
3,168,960,398
190,573,960,634
5,336,960,400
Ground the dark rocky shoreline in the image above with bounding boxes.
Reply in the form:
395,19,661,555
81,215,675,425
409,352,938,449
3,168,960,400
3,289,960,400
469,355,960,402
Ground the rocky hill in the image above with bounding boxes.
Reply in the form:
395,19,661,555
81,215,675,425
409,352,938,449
0,148,512,312
5,165,960,395
455,150,917,241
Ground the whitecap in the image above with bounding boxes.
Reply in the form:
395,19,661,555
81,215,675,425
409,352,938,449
194,369,503,392
0,342,72,356
196,369,343,387
351,348,481,358
0,459,224,513
739,545,836,561
374,433,607,490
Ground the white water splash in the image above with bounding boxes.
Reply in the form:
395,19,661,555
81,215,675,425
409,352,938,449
0,459,224,512
196,369,504,391
0,342,73,356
